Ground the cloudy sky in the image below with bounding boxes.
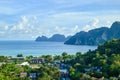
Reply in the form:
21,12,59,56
0,0,120,40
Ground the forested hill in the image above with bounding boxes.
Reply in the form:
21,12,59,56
68,39,120,79
96,39,120,55
65,21,120,45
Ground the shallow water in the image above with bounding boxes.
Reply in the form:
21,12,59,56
0,41,97,57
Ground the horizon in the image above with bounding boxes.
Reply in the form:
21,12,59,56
0,0,120,40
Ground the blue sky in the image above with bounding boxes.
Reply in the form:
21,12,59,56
0,0,120,40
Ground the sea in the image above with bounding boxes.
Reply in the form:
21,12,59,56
0,41,97,57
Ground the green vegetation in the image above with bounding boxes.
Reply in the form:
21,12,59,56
0,56,7,62
17,54,23,57
0,63,60,80
0,39,120,80
0,63,31,80
38,65,60,80
67,39,120,80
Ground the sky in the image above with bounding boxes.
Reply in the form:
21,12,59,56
0,0,120,40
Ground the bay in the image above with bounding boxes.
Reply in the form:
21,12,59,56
0,41,97,57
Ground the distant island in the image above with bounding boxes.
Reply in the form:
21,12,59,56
65,21,120,45
35,34,71,42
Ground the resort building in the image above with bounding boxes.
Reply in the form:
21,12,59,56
29,58,44,64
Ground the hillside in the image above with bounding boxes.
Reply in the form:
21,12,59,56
64,21,120,45
65,39,120,80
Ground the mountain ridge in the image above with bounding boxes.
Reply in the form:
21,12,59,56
35,34,71,42
64,21,120,45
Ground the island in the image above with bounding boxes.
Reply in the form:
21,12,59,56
65,21,120,45
35,34,71,42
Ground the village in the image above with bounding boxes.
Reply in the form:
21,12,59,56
0,53,71,80
0,52,104,80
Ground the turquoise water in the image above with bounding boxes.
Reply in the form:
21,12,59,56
0,41,97,57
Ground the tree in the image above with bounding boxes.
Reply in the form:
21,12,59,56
53,55,62,61
17,54,23,57
62,52,68,62
0,56,7,62
62,52,68,57
69,66,75,77
45,55,53,63
38,65,60,80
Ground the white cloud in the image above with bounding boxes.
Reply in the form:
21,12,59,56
55,26,66,32
0,21,8,30
49,25,81,37
82,18,100,32
18,23,24,30
0,12,120,40
82,25,91,32
4,26,8,30
71,25,80,32
21,16,28,23
9,16,38,33
0,16,40,39
10,26,17,31
92,18,99,28
0,31,5,34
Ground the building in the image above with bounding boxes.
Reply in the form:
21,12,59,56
30,58,44,64
29,72,37,79
7,57,25,63
0,62,6,66
59,69,68,75
20,62,29,66
54,60,61,64
20,72,27,78
59,69,70,80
